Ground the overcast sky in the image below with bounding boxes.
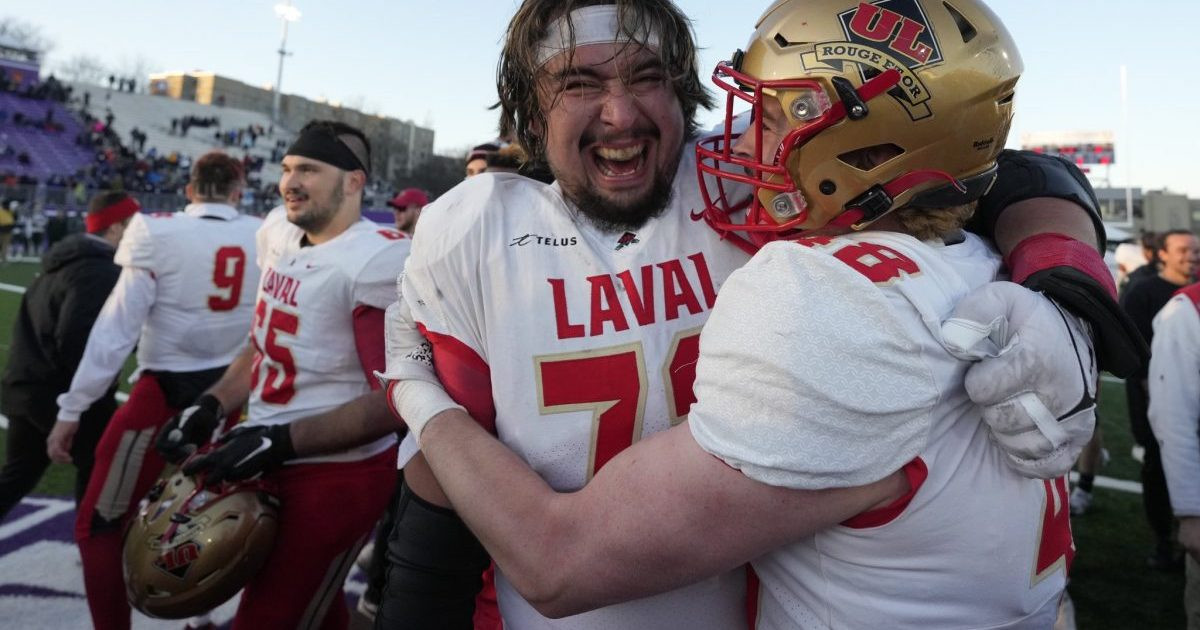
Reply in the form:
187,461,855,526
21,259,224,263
9,0,1198,197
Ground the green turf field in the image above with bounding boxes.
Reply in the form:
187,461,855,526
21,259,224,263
0,260,1187,628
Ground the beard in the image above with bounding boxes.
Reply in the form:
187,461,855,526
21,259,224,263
561,165,675,234
288,178,344,234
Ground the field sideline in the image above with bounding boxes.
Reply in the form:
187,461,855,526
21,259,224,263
0,261,1186,628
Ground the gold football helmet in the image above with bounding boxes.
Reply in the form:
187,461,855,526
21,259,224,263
122,465,279,619
696,0,1022,249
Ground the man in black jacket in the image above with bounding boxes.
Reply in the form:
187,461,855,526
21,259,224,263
1121,229,1200,569
0,191,139,521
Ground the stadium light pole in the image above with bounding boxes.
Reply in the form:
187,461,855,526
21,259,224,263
273,1,302,127
1120,64,1133,228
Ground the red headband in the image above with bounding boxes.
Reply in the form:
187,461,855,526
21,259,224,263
86,197,141,233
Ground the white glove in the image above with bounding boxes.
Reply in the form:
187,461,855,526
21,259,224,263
941,281,1097,479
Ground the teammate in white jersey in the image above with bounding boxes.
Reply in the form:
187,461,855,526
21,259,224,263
48,151,261,630
395,1,1098,628
167,120,409,629
1148,281,1200,625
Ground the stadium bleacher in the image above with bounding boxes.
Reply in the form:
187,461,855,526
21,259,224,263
0,92,91,179
68,81,292,184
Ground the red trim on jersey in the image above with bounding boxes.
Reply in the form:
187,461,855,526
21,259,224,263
841,457,928,529
744,566,761,629
384,378,404,423
415,323,497,434
352,305,387,390
1005,233,1117,300
473,565,502,630
1175,282,1200,312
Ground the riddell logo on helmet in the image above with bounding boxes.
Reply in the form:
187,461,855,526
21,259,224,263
154,541,202,579
801,0,943,121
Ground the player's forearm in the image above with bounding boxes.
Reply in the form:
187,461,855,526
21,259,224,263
204,343,255,413
288,389,400,457
421,411,908,618
992,197,1099,255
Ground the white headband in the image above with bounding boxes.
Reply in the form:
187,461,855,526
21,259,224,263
535,5,662,67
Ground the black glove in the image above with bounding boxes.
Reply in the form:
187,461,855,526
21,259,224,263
1023,266,1148,378
156,393,223,464
182,423,296,486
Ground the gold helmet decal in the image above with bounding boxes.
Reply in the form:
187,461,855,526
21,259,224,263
799,1,945,120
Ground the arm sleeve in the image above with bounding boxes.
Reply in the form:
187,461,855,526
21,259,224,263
352,239,412,310
56,267,156,422
113,213,154,268
969,149,1105,248
688,244,939,490
53,263,120,372
1148,296,1200,516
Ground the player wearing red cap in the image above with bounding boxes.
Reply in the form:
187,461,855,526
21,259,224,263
387,188,429,235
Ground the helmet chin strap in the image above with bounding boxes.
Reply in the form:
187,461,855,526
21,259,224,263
829,170,966,231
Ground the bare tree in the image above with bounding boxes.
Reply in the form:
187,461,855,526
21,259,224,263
56,54,109,85
0,17,54,55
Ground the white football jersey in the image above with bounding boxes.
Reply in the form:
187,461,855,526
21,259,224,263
1149,285,1200,516
399,152,752,629
248,208,409,464
689,232,1069,629
115,203,261,371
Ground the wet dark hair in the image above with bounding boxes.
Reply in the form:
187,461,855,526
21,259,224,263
190,151,245,201
497,0,714,167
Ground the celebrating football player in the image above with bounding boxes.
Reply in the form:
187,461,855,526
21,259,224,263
163,120,410,629
49,151,261,630
374,0,1138,627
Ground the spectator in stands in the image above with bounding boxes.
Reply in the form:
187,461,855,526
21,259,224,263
46,209,69,251
1122,229,1200,569
387,187,428,236
28,211,46,255
1148,279,1200,628
0,199,13,262
0,191,138,522
12,205,30,258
